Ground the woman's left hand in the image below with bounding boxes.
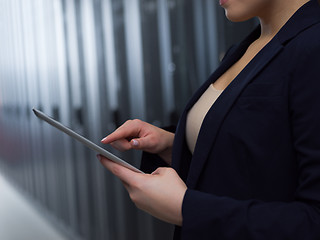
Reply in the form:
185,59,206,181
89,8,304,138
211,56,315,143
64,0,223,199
98,155,187,226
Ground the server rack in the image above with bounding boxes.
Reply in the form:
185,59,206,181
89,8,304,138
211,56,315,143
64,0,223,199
0,0,256,239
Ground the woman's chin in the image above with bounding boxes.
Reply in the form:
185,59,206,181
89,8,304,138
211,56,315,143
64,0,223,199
224,10,253,22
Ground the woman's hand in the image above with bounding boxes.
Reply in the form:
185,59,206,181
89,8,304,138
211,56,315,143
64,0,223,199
101,119,174,165
98,155,187,226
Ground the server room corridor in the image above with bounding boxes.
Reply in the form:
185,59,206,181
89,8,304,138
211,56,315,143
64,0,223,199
0,0,255,239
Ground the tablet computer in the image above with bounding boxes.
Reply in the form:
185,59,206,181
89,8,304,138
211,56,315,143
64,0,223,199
32,108,143,173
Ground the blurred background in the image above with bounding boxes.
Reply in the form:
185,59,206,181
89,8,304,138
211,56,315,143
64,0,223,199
0,0,256,239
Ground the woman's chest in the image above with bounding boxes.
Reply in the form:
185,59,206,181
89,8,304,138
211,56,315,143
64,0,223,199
213,38,272,90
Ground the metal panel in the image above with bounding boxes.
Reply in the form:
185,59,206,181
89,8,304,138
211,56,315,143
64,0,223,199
53,0,78,230
79,0,110,239
110,0,131,126
63,0,92,237
16,0,31,194
12,0,30,191
101,1,131,239
205,0,219,72
157,0,175,125
23,0,46,204
140,0,163,126
124,0,156,239
33,0,58,213
123,0,146,120
193,0,207,86
44,0,70,224
102,0,119,119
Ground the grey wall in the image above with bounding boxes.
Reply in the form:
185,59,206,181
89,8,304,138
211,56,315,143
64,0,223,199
0,0,256,239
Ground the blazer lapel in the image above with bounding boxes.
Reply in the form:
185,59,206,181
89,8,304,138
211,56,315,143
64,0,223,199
184,28,260,113
186,40,283,188
172,27,261,177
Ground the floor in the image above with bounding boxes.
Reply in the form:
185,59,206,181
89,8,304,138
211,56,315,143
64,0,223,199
0,172,69,240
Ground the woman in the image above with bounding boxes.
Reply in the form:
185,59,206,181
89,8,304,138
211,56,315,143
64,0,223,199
98,0,320,239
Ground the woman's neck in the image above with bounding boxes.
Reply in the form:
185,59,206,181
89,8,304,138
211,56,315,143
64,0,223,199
258,0,310,39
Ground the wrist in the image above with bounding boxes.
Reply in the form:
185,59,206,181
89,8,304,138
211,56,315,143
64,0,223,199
158,132,174,165
158,148,172,166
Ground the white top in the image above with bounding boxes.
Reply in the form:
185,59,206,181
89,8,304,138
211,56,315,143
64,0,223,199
186,84,223,154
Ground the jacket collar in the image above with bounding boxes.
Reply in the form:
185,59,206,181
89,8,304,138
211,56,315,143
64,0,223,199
277,0,320,45
172,0,320,188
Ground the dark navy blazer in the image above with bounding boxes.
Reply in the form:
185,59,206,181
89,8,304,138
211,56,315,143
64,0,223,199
142,0,320,239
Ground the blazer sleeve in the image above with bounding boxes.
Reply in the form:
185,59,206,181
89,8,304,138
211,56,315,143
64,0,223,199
180,44,320,239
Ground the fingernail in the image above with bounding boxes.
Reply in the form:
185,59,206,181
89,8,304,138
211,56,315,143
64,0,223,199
131,139,139,147
101,136,108,142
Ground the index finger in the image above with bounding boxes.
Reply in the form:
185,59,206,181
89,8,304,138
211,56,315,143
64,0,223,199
101,120,141,144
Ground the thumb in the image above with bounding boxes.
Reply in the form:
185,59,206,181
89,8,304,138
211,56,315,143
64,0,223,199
130,135,158,151
130,136,154,150
130,139,141,148
151,167,169,175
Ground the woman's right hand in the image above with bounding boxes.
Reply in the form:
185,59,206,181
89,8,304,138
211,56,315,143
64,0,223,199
101,119,174,165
